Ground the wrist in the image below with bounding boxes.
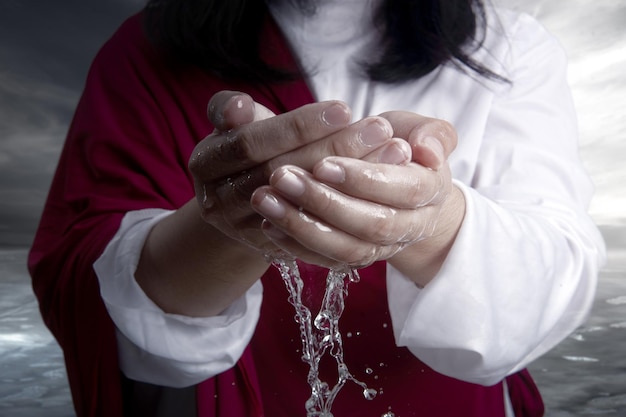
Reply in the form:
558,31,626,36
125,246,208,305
388,184,465,286
135,199,268,317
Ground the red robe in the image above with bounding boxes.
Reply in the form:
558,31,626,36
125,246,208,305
29,9,544,417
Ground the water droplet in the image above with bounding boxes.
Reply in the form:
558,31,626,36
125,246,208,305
346,332,353,338
305,398,317,411
382,323,388,328
365,367,374,375
381,412,395,417
363,388,378,400
348,269,361,283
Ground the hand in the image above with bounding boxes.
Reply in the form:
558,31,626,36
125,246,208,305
188,91,404,256
250,111,464,283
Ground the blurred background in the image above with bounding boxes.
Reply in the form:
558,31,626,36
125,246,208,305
0,0,624,416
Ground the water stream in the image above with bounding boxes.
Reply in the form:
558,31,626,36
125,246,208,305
273,259,376,417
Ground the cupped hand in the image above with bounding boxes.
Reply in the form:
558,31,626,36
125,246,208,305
250,111,463,275
188,91,403,255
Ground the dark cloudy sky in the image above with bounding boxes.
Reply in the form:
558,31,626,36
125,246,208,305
0,0,624,248
0,0,143,247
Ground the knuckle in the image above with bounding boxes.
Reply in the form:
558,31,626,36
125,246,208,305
369,209,401,245
304,191,335,218
188,140,210,174
288,114,311,147
188,154,200,174
427,118,452,134
422,171,447,205
329,134,355,158
189,130,261,181
403,219,427,243
429,119,458,146
403,180,425,209
230,129,257,165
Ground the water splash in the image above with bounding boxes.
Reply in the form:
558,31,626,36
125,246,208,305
273,258,376,417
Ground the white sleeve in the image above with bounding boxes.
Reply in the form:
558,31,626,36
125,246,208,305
387,13,606,386
93,209,263,388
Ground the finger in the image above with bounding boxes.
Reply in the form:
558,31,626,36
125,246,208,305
190,101,352,182
260,220,346,268
208,115,396,203
252,167,440,246
378,111,458,170
312,158,450,209
207,91,257,131
207,90,279,131
260,212,404,269
194,114,394,219
262,116,394,175
360,138,412,165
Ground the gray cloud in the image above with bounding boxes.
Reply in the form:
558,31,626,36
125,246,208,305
499,0,626,225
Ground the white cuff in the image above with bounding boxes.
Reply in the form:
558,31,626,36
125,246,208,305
94,209,263,387
387,181,601,386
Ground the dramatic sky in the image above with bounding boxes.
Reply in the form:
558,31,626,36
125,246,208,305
0,0,624,248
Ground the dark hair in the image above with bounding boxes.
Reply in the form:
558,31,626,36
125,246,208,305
143,0,504,83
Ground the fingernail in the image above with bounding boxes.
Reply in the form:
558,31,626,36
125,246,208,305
379,142,411,165
315,160,345,183
274,171,305,197
359,120,391,147
421,136,444,166
225,94,254,127
257,193,285,219
322,103,351,127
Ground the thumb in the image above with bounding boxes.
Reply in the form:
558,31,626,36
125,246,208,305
207,90,276,131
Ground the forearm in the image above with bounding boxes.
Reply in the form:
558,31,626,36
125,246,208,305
135,199,269,317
